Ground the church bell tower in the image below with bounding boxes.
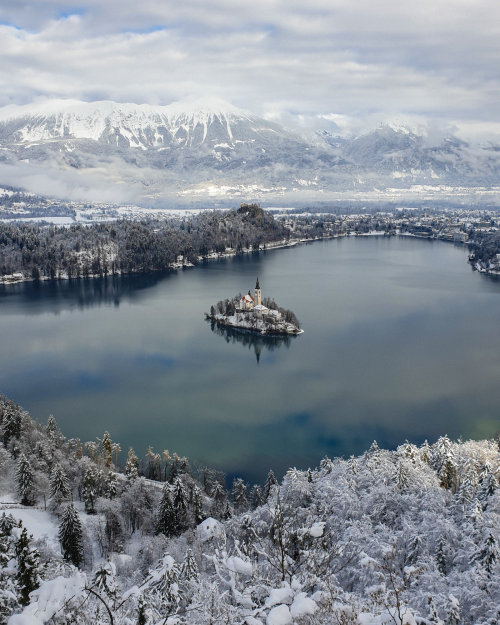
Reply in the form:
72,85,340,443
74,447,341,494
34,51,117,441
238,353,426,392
255,277,262,306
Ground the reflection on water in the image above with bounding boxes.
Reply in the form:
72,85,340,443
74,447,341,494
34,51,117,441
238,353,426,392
209,320,295,363
2,237,500,484
0,272,168,313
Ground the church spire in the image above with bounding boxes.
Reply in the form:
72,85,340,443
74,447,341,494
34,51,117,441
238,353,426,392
255,277,260,290
254,277,262,306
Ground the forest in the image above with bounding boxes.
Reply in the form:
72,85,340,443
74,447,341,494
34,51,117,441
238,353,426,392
0,394,499,625
0,204,289,280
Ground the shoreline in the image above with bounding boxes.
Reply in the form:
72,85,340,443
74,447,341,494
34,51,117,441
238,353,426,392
206,314,304,336
1,228,498,286
0,233,340,286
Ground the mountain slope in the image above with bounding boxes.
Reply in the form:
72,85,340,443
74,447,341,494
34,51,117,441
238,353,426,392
0,99,498,205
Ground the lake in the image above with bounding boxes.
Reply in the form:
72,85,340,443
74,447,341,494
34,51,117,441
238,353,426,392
1,235,499,484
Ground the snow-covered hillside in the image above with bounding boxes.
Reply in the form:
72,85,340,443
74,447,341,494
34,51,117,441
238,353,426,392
1,395,499,625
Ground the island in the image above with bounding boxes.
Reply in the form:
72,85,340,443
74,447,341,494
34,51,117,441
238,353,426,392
206,278,303,335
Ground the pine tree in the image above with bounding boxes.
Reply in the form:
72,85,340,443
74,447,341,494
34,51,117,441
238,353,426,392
428,596,440,623
436,538,447,576
49,463,71,507
264,469,278,500
420,440,432,464
125,447,139,481
46,414,59,442
439,456,457,491
101,431,113,468
478,462,498,507
59,503,84,567
469,498,483,524
250,484,263,509
15,453,35,506
145,446,160,480
0,512,17,537
232,478,249,513
168,453,180,483
181,548,199,582
172,477,188,532
446,595,460,625
211,482,228,519
0,523,18,622
407,534,422,565
473,532,499,576
155,484,176,537
2,408,21,447
458,461,479,504
395,461,410,492
15,527,40,606
106,471,118,499
192,485,204,525
82,465,100,514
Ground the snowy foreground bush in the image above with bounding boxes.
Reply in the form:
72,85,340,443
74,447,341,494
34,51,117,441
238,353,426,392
0,394,499,625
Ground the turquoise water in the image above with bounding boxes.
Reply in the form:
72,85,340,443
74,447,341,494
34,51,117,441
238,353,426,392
1,236,499,483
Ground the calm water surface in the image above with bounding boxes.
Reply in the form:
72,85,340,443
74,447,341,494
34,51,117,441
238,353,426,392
1,236,499,483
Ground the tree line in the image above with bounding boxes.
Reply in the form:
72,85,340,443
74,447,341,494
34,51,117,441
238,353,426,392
0,204,289,280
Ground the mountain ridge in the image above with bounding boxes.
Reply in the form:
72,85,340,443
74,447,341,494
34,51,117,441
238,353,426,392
0,99,498,205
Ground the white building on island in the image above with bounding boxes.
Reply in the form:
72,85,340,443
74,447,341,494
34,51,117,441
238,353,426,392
238,278,281,320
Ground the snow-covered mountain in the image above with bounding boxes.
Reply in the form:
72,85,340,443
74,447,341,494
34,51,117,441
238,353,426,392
0,99,498,205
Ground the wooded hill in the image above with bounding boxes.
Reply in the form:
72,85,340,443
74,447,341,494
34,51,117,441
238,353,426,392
0,204,288,280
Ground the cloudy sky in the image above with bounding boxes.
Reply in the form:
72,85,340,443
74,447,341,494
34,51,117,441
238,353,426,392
1,0,499,137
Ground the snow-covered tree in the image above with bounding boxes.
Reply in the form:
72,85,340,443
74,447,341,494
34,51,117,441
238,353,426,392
192,484,204,525
250,484,263,509
15,453,35,506
232,478,249,512
446,595,460,625
46,414,60,444
0,516,18,621
2,408,21,447
172,477,188,532
125,446,139,481
472,532,499,576
210,481,229,519
82,464,101,513
264,469,278,500
478,462,498,507
59,502,84,567
49,463,71,508
106,471,118,499
155,483,176,537
100,431,113,468
15,527,40,606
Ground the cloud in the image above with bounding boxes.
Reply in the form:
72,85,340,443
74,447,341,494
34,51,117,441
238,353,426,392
0,1,499,136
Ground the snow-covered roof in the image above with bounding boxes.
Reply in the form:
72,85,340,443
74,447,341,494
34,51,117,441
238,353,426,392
196,517,225,543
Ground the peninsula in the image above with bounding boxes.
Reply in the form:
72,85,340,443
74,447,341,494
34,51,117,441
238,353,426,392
206,278,303,335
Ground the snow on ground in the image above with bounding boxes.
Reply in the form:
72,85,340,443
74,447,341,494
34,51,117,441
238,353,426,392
8,572,87,625
0,496,60,551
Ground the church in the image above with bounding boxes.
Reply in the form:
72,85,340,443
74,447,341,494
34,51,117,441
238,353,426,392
237,278,281,320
